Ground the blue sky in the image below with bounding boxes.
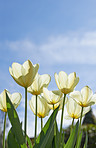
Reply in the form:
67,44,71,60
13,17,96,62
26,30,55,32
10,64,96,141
1,0,96,137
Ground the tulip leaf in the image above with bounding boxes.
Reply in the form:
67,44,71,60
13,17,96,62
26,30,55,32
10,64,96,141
52,121,59,148
62,130,65,147
26,134,33,148
83,130,88,148
64,121,79,148
7,127,19,148
6,93,25,146
21,143,27,148
75,130,83,148
34,107,59,148
55,121,60,148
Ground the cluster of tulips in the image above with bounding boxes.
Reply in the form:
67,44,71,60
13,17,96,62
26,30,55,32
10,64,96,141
0,60,96,148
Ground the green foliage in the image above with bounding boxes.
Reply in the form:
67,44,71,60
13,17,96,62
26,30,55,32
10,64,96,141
83,130,88,148
7,127,19,148
26,134,33,148
64,121,79,148
76,130,83,148
6,92,61,148
35,107,59,148
6,93,25,147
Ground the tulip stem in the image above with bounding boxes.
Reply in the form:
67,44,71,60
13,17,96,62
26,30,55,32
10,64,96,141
41,117,43,130
71,118,74,134
35,95,38,145
59,94,66,148
76,106,83,148
80,107,83,127
3,112,7,148
53,104,56,148
24,87,27,142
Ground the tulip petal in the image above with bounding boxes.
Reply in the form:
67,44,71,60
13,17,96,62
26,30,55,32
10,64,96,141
69,91,82,105
64,115,72,120
91,93,96,104
70,77,79,91
58,71,68,88
81,86,93,104
39,74,51,89
83,106,91,116
12,63,22,78
0,90,7,112
11,93,22,108
54,73,61,90
68,72,76,88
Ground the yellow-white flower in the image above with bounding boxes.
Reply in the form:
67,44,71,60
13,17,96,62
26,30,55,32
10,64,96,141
9,60,39,88
48,96,68,110
54,71,79,94
69,86,96,107
0,89,22,112
43,87,63,105
28,73,51,95
65,97,90,119
29,95,50,118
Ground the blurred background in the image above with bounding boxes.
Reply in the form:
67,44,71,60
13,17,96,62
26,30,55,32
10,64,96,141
0,0,96,145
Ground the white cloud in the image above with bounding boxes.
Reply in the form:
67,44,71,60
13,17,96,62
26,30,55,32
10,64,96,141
2,31,96,66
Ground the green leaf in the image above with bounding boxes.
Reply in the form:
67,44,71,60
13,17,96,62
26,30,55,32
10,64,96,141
55,121,60,148
21,143,27,148
83,130,88,148
51,121,59,148
62,130,65,147
7,127,19,148
34,107,59,148
64,121,79,148
6,93,25,146
26,134,33,148
76,130,83,148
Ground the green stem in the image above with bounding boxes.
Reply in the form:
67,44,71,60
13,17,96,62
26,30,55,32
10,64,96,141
79,107,83,127
53,104,56,148
70,118,74,134
59,94,66,148
41,117,43,130
3,112,7,148
62,131,65,147
76,106,83,148
24,87,27,142
35,95,38,144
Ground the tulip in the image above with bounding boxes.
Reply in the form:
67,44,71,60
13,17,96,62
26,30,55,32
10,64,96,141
66,97,90,135
65,97,90,120
29,95,50,118
54,71,79,94
29,95,50,130
0,89,21,148
43,87,63,105
9,60,39,88
0,89,22,112
69,86,95,107
9,60,39,142
54,71,79,146
28,73,51,95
